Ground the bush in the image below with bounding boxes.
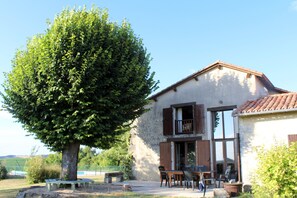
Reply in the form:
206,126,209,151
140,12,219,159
45,153,62,165
0,162,8,180
251,142,297,197
44,165,60,179
25,156,60,184
121,154,134,180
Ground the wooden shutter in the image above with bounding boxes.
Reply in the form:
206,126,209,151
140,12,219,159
163,108,173,135
194,104,205,134
196,140,210,170
288,134,297,145
159,142,171,170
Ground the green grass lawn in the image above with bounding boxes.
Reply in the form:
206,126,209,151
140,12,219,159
0,176,43,198
0,175,106,197
0,158,165,197
0,157,28,172
0,175,166,198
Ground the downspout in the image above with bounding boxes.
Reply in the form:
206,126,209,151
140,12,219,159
233,110,242,182
237,132,242,182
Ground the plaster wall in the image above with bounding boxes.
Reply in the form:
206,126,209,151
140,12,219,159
130,66,270,181
238,112,297,184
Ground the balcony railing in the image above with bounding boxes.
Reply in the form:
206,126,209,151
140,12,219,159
175,119,193,134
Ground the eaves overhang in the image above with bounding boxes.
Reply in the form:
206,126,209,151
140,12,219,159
149,61,287,101
236,108,297,117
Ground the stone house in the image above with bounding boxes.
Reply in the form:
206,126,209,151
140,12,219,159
235,93,297,183
129,61,296,184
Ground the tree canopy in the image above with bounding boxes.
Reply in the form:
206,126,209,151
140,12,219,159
1,6,157,180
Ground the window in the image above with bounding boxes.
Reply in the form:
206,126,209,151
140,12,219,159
175,105,194,134
163,104,204,135
211,108,236,175
288,134,297,145
213,110,234,139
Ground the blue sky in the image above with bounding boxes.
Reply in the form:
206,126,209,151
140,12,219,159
1,1,297,156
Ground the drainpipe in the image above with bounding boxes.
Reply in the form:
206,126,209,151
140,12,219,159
237,132,242,182
233,110,242,182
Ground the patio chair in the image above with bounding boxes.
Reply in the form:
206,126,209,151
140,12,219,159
200,173,217,196
195,166,216,195
182,169,196,191
158,166,168,187
185,165,194,171
217,166,238,188
195,165,207,172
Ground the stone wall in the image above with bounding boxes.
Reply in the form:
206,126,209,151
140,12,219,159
130,66,270,181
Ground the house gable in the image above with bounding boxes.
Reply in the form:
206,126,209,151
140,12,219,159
150,61,287,102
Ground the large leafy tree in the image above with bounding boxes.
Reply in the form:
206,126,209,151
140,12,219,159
1,7,157,180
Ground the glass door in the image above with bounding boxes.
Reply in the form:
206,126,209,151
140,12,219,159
175,141,196,170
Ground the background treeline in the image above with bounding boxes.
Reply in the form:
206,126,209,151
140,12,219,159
0,131,133,183
45,130,133,179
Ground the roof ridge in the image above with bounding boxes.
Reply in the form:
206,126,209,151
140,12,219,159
216,61,264,76
149,61,287,101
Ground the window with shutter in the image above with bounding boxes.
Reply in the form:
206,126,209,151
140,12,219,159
159,142,171,170
288,134,297,145
163,108,173,135
175,105,194,134
194,104,204,134
196,140,210,170
163,103,205,135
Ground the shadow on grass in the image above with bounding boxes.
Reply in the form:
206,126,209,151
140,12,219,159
0,175,42,198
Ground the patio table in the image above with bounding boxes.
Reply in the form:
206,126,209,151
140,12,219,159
192,171,212,180
162,170,183,187
163,170,214,188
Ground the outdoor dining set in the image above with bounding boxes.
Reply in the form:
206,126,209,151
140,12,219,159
158,165,238,196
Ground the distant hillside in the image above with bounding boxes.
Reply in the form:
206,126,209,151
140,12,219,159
0,155,48,159
0,157,28,171
0,155,47,172
0,155,30,159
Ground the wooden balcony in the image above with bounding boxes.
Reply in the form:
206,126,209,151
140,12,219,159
175,119,193,134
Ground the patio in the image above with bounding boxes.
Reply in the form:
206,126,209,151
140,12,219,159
16,180,229,197
121,180,228,197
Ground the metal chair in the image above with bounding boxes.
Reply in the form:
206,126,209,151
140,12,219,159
195,165,207,172
217,165,232,188
158,166,168,187
183,169,195,191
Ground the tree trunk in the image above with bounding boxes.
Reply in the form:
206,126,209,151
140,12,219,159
61,142,80,181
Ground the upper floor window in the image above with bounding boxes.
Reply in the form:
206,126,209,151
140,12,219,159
176,105,193,134
213,110,235,139
163,103,204,136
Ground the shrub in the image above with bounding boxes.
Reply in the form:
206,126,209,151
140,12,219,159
0,162,8,180
45,153,62,165
121,154,134,180
25,156,44,183
251,142,297,197
25,156,60,184
44,165,60,179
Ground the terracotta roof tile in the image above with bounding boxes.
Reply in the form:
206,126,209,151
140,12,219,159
238,93,297,115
